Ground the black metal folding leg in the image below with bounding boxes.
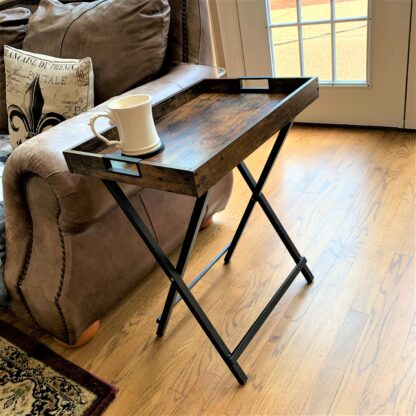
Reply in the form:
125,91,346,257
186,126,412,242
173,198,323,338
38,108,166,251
223,122,309,279
237,162,314,283
102,121,315,385
156,193,209,337
224,121,314,283
102,180,248,384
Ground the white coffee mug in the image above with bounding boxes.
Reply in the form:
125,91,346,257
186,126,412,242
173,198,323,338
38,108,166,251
89,94,163,157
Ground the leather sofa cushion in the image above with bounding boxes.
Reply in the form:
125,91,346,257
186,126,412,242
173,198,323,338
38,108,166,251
23,0,170,105
0,7,31,134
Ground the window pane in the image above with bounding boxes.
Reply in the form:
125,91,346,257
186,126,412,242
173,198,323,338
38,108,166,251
336,21,367,81
336,0,368,19
272,27,301,76
302,0,330,22
270,0,297,24
303,24,332,81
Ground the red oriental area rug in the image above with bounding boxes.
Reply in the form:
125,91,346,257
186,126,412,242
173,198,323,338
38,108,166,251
0,321,116,415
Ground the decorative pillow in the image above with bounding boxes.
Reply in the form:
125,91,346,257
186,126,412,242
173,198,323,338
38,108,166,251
0,8,31,134
4,46,94,148
23,0,170,105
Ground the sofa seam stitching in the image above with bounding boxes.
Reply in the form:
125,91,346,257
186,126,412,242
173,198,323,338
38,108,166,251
15,175,39,329
59,0,109,57
54,203,70,344
15,173,70,343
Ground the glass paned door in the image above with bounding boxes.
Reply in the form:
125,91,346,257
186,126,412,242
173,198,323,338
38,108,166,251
219,0,413,127
265,0,412,127
268,0,370,85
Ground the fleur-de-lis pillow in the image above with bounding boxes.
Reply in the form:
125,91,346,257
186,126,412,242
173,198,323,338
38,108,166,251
4,46,93,148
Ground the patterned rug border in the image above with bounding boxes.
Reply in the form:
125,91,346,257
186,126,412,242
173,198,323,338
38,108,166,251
0,320,117,416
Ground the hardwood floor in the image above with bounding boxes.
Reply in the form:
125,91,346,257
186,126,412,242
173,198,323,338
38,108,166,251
2,125,415,415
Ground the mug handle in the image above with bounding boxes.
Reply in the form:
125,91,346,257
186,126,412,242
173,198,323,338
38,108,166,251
88,112,121,147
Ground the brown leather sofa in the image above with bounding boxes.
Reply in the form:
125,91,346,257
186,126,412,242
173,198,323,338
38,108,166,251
2,0,233,345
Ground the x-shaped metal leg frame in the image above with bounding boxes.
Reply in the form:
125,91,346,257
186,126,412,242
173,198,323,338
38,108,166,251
102,121,314,385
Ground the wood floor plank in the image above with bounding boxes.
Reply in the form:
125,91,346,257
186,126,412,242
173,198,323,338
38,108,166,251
356,255,415,415
301,308,368,415
1,126,414,415
392,324,416,416
223,241,377,415
330,254,415,415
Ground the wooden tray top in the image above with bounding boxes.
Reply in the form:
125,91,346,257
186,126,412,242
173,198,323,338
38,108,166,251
64,77,319,197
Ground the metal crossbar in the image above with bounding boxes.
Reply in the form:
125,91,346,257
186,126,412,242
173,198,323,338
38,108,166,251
156,243,230,323
102,121,315,384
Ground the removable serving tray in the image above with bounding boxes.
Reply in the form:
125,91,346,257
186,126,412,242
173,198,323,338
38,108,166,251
64,77,319,197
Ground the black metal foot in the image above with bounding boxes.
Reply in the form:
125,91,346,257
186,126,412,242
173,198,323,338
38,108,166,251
227,357,248,385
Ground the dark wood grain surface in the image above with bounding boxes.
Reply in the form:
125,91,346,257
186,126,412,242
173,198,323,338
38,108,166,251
64,77,319,196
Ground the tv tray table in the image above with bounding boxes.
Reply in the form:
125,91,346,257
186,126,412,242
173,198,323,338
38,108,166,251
64,77,319,384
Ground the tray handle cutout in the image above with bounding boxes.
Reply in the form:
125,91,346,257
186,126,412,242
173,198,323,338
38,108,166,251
240,77,270,90
102,154,142,178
